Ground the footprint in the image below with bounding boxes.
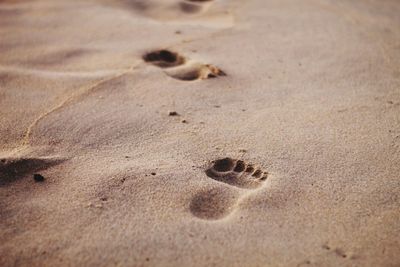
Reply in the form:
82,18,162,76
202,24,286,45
205,158,268,189
100,0,232,27
190,158,269,220
178,0,213,14
143,49,226,81
0,157,64,186
102,0,209,17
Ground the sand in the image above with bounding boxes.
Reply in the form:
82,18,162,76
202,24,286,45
0,0,399,266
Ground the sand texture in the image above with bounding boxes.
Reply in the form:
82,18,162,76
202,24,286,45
1,0,400,266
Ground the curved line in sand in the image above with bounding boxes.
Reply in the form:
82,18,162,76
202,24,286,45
19,63,141,148
0,65,127,78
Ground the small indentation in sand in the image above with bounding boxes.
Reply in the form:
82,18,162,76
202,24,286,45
213,157,235,172
143,49,185,68
205,158,268,189
33,173,45,182
168,111,179,116
143,50,185,68
233,160,245,172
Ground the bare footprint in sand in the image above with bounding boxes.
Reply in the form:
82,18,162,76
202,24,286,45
178,0,214,14
103,0,211,16
190,158,269,220
143,49,226,81
0,157,64,186
101,0,233,27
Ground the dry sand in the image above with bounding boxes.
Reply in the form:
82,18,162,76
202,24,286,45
1,0,400,266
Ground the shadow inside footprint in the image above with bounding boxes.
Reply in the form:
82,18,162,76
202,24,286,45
178,0,214,14
189,187,237,220
0,157,65,186
143,50,185,68
178,2,204,14
205,158,268,189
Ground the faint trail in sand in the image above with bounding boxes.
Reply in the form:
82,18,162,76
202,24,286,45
0,65,126,79
20,63,141,148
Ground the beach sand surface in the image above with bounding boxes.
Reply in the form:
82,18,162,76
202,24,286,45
0,0,399,266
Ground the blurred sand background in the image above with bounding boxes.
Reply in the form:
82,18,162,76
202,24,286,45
0,0,399,266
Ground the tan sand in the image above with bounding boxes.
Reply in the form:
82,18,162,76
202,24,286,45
0,0,399,266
